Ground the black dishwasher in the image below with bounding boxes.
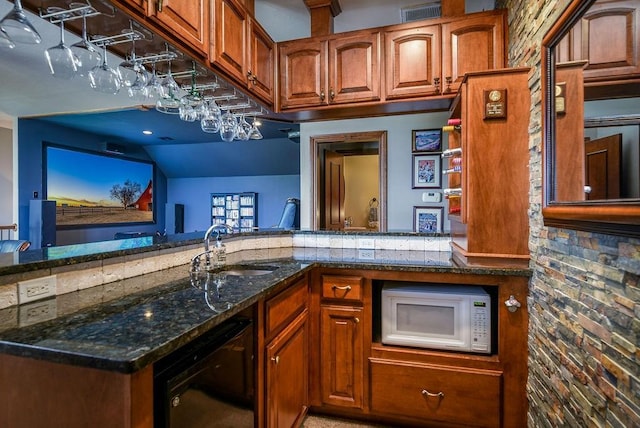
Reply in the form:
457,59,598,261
154,315,255,428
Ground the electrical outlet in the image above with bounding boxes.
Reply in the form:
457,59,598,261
357,238,375,249
358,249,375,259
18,275,57,304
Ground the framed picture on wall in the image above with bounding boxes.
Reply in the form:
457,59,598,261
412,154,441,188
412,129,442,152
413,206,443,233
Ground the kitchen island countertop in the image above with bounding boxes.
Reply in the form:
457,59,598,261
0,248,530,373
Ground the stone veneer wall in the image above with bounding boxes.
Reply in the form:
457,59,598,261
496,0,640,426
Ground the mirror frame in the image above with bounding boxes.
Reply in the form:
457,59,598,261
542,0,640,238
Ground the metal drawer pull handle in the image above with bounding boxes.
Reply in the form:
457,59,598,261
421,389,444,398
271,356,279,364
332,285,351,291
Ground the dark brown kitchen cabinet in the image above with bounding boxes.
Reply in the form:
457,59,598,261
264,276,310,428
370,359,502,427
278,38,326,109
247,18,275,104
384,23,442,100
266,311,308,428
320,305,365,409
211,0,275,106
147,0,209,56
211,0,248,84
441,11,506,95
328,31,381,105
445,68,530,268
278,30,381,110
555,0,640,96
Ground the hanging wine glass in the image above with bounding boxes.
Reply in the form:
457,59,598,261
69,3,101,77
179,72,203,122
44,8,78,80
118,30,147,89
219,108,237,142
0,0,41,44
235,114,251,141
144,61,162,99
0,29,15,49
155,59,182,113
249,116,263,140
200,99,221,133
89,44,121,94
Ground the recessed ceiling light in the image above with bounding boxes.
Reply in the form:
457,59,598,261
142,130,153,135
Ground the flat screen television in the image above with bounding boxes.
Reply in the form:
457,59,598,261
44,143,155,229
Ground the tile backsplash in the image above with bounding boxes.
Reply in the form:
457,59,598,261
0,233,451,310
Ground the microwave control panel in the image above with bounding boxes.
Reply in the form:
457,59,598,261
471,302,491,352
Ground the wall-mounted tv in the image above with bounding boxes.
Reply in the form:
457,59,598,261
44,143,155,229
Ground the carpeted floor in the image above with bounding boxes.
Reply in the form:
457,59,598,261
302,415,391,428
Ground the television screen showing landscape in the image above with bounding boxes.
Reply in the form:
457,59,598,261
45,144,155,228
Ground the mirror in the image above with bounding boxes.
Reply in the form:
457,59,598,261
542,0,640,237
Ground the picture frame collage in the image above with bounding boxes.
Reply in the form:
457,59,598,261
411,128,443,233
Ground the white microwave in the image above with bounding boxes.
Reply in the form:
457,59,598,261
381,283,492,354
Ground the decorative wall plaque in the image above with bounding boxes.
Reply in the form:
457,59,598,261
555,82,566,115
484,88,507,119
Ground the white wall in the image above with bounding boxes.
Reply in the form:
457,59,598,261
300,112,450,232
0,126,13,231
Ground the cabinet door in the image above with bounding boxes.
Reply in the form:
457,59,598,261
320,305,364,409
148,0,208,55
328,31,381,104
212,0,248,85
266,310,309,428
248,18,275,105
384,24,441,100
279,39,328,109
569,0,640,81
442,13,505,94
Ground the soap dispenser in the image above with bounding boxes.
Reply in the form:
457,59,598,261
212,231,227,267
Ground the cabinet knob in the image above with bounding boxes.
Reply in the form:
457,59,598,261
320,90,325,101
421,389,444,398
434,77,441,94
271,356,280,364
329,88,335,100
354,317,360,324
157,0,163,12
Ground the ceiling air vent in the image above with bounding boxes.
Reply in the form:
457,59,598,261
401,3,441,22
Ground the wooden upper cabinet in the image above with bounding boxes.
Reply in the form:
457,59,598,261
328,31,381,104
279,30,381,109
557,0,640,82
384,24,441,100
211,0,248,84
279,38,327,109
147,0,209,56
247,18,275,104
441,12,506,94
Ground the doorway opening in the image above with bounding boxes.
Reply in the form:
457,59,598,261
311,131,387,231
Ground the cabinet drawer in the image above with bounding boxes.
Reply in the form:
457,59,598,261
370,358,502,427
321,275,363,301
265,277,308,339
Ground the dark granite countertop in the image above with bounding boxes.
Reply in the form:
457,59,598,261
0,249,529,374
